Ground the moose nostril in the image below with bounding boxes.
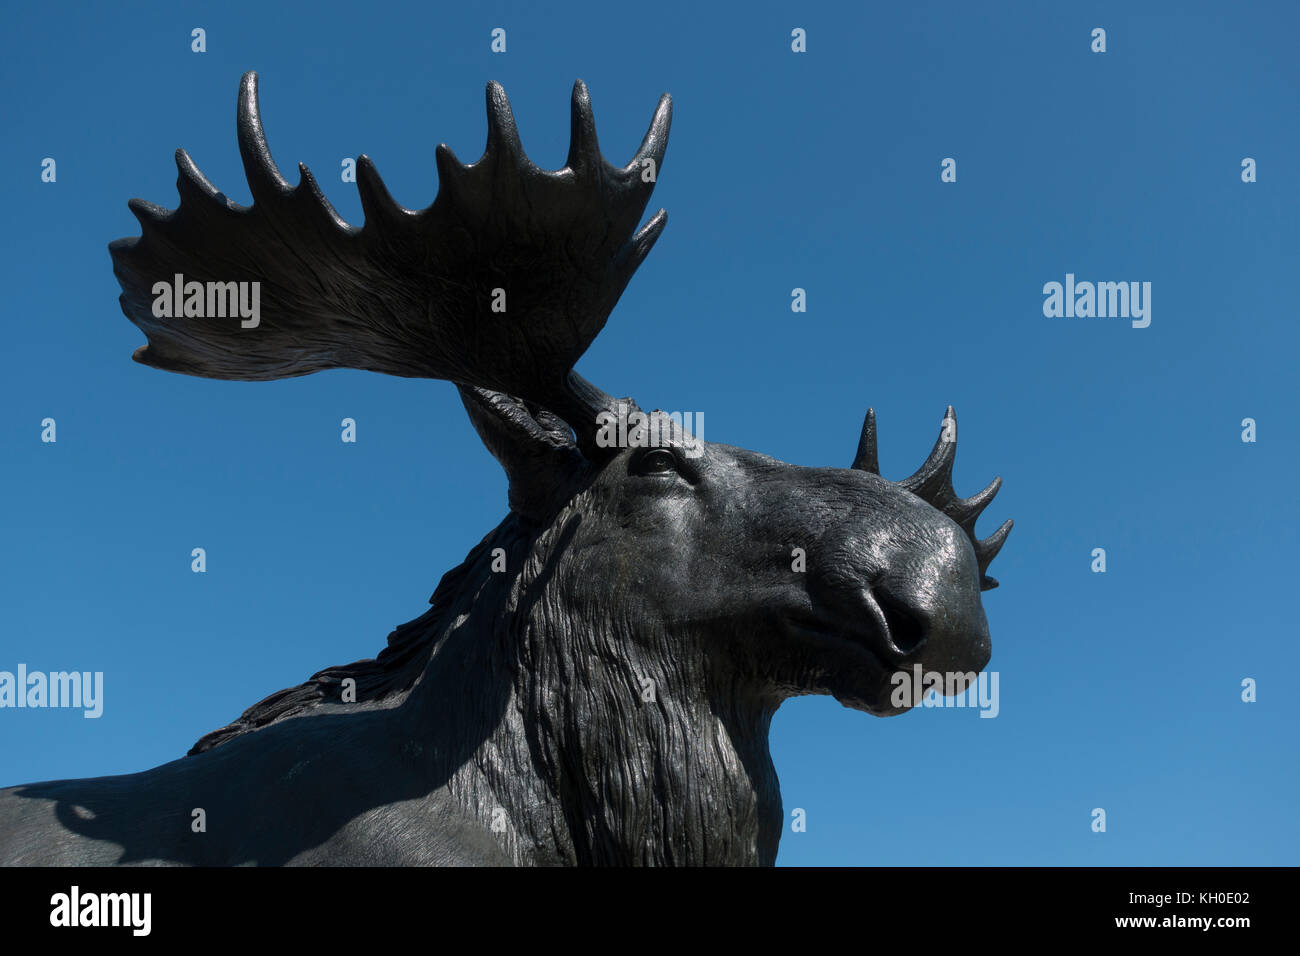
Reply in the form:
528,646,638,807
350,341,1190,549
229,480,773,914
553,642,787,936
873,589,928,656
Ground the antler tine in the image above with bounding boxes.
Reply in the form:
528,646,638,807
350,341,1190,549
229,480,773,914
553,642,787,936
566,79,601,174
433,140,467,201
951,475,1001,533
483,80,528,169
617,208,668,278
851,408,880,475
174,149,224,208
630,91,672,175
975,519,1014,589
897,406,958,504
236,72,292,202
355,155,411,228
292,162,352,232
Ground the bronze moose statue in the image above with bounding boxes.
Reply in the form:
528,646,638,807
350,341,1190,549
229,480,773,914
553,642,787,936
0,73,1010,865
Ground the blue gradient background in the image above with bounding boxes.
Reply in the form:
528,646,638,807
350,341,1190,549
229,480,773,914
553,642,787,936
1,0,1295,865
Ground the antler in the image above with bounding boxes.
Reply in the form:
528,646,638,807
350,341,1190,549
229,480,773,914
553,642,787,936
109,72,671,451
853,407,1012,590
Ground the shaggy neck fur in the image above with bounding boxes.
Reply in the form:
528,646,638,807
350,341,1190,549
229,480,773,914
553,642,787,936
408,514,785,866
191,507,787,865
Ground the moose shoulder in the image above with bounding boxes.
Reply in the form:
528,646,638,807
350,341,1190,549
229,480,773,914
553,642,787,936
0,76,1010,867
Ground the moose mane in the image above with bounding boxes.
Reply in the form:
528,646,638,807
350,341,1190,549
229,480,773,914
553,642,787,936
188,520,519,755
190,487,782,865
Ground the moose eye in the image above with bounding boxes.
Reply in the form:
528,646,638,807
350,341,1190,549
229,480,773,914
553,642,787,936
633,448,680,476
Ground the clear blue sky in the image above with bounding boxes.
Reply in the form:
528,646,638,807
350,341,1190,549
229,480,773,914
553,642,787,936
1,0,1296,865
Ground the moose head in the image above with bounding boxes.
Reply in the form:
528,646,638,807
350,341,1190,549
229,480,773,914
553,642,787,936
0,74,1009,867
451,394,1005,721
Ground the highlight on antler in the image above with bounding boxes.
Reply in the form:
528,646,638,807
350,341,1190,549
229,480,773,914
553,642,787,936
853,407,1012,590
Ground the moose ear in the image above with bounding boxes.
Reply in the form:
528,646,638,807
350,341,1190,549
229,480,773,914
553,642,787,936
458,386,588,521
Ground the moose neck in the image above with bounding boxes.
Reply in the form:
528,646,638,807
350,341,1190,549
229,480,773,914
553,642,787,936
406,524,784,866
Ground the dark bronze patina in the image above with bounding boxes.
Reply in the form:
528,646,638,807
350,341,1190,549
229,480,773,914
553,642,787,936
0,74,1010,865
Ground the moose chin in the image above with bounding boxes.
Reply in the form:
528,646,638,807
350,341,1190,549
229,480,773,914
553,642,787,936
0,74,1009,867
